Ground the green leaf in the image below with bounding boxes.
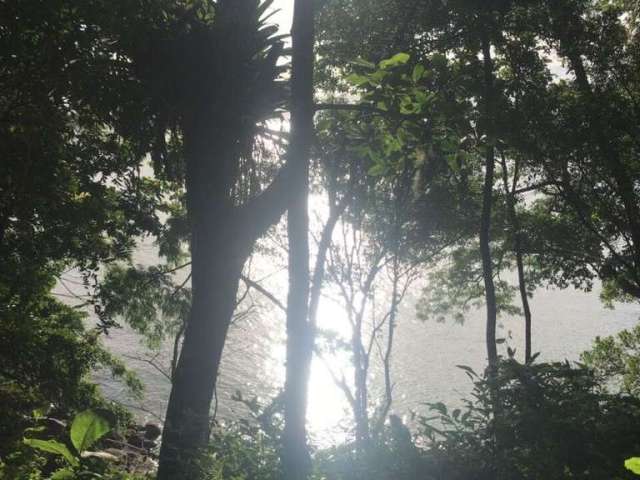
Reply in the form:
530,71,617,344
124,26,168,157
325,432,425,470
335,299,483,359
379,52,410,69
415,90,436,107
358,69,387,87
625,457,640,475
412,64,425,82
51,468,76,480
345,73,370,87
257,0,276,19
24,438,79,467
70,410,111,453
430,53,447,68
351,57,376,69
456,364,478,378
23,425,46,435
368,162,387,176
446,153,459,172
429,402,448,415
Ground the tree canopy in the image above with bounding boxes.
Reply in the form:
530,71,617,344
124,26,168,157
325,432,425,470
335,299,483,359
2,1,640,479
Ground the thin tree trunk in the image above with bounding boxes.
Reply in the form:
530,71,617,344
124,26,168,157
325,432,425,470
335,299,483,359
375,182,404,433
379,256,399,425
480,33,498,369
352,255,386,453
308,196,349,325
500,156,532,362
353,314,370,452
282,0,314,477
479,32,504,480
516,243,532,362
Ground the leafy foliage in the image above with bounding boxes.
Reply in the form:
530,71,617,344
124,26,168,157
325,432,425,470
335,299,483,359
16,409,151,480
582,323,640,398
314,417,425,480
419,359,640,479
0,293,140,457
3,0,640,479
626,457,640,476
69,410,112,454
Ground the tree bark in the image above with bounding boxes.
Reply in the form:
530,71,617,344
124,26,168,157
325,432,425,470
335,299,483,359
308,196,349,325
157,86,293,480
480,33,498,370
500,156,533,362
157,119,253,478
379,255,399,427
157,225,245,479
517,236,532,362
349,253,385,453
282,0,315,478
353,310,371,452
146,1,296,476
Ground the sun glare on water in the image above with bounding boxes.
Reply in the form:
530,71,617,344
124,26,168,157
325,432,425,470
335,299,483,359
307,297,354,443
264,280,354,444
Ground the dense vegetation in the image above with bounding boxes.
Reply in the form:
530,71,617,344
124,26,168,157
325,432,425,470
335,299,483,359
2,0,640,478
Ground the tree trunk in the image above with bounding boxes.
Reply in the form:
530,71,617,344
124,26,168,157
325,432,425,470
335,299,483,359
353,320,370,452
282,0,314,477
157,221,245,479
157,108,291,477
480,33,498,369
157,122,251,478
514,227,532,362
378,256,399,428
155,2,295,477
500,156,533,362
283,192,313,480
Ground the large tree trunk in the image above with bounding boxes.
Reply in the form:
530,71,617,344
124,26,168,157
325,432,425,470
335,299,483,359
157,110,291,477
154,1,294,477
157,220,245,479
480,33,498,370
157,122,250,478
283,205,313,480
282,0,315,478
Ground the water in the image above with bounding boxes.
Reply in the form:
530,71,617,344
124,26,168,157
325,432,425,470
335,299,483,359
54,211,639,444
80,265,639,445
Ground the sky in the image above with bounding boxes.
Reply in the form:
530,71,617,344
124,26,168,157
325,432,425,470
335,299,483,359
272,0,294,35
